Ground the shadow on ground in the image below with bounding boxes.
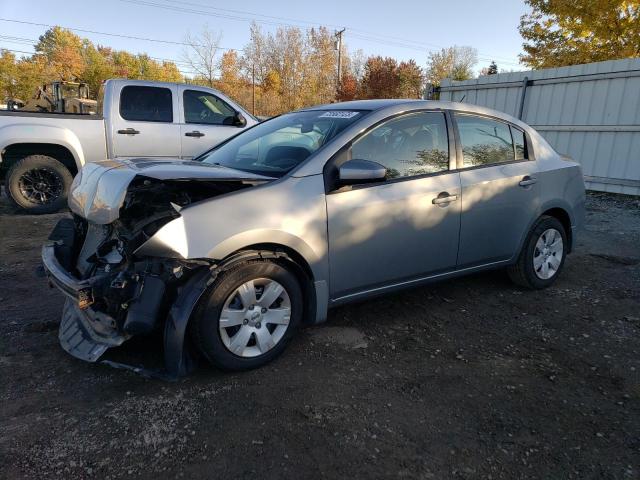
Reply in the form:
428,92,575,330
1,192,639,479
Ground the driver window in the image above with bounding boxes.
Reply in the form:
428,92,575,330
183,89,236,125
351,111,449,180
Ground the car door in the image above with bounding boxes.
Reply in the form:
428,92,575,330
179,87,246,159
453,113,540,268
111,84,181,158
326,110,461,299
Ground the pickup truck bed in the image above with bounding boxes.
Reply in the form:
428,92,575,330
0,79,256,213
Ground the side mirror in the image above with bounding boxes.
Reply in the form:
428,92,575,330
339,159,386,185
233,112,247,127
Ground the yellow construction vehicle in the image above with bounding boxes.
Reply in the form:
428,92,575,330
7,81,97,114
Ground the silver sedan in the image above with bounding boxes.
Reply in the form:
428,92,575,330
42,100,585,376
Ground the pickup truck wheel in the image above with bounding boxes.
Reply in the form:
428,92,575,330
5,155,73,214
191,260,303,371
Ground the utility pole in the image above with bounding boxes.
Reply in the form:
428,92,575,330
252,63,256,116
335,28,346,93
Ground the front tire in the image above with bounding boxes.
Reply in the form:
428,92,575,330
190,260,303,371
4,155,73,214
508,215,567,289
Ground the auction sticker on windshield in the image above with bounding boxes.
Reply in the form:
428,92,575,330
319,111,360,119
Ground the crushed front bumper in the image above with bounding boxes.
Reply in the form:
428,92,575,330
42,237,128,363
41,218,204,378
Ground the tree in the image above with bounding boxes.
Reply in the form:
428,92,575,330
359,56,400,98
81,45,114,97
0,50,18,100
519,0,640,69
397,60,424,98
480,60,499,76
217,50,243,101
35,27,85,81
347,48,367,80
182,25,223,87
425,46,478,86
336,72,357,101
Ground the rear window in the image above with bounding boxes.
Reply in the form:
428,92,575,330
455,114,514,167
119,86,173,123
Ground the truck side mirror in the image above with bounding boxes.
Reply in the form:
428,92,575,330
234,112,247,128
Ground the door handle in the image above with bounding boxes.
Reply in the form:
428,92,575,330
432,192,458,205
519,175,537,187
185,130,205,138
117,128,140,135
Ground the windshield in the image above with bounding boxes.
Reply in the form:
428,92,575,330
200,109,367,177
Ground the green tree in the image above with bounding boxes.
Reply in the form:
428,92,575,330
425,46,477,86
519,0,640,68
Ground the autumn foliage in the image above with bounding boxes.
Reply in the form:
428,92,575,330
519,0,640,68
1,24,427,116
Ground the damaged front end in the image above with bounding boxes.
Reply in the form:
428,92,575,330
42,158,272,377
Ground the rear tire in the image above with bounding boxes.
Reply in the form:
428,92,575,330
508,215,567,289
190,260,303,371
4,155,73,214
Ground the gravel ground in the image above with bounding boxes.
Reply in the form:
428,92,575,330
1,192,639,479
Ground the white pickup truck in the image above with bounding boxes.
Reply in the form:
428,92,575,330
0,79,258,213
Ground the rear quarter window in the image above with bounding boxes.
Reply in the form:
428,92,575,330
511,126,528,160
119,86,173,123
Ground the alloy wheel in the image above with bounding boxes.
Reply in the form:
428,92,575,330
17,168,63,205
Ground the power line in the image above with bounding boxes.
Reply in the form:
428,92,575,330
121,0,522,66
0,18,238,51
0,34,195,66
0,17,338,63
0,47,198,77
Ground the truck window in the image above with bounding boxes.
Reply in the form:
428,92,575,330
120,86,173,123
183,89,236,125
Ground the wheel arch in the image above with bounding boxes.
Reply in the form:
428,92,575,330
541,206,573,252
163,245,323,378
512,202,575,263
0,123,85,178
1,142,80,179
217,244,320,326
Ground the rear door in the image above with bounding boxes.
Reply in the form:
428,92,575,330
453,113,540,268
179,86,247,159
111,84,181,158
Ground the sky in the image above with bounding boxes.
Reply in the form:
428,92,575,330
0,0,530,75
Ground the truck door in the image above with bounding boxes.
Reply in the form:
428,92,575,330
179,86,248,159
111,84,181,158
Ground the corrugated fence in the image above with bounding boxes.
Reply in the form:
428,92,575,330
437,58,640,196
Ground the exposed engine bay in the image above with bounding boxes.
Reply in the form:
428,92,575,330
42,158,274,377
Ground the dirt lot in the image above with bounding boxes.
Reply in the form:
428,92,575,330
1,192,639,479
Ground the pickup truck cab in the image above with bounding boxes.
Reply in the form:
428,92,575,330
0,79,258,213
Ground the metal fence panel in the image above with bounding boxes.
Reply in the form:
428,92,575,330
438,58,640,195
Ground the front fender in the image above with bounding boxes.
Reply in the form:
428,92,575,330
0,123,85,168
136,175,330,282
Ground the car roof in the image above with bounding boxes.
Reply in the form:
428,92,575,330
304,99,421,111
301,99,531,131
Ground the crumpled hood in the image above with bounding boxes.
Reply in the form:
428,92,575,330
68,158,274,224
